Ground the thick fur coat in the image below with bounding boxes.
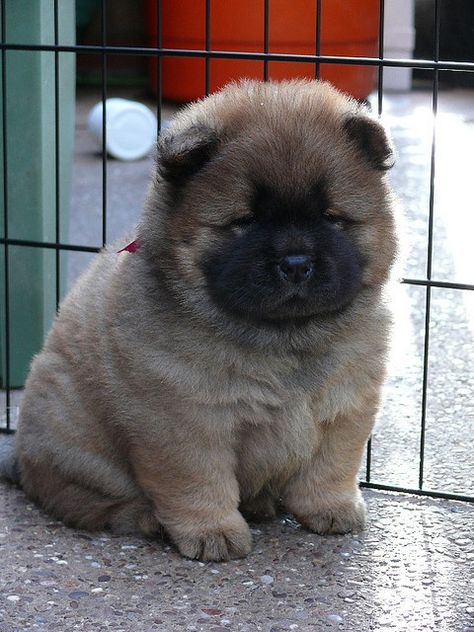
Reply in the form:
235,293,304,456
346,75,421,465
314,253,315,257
7,80,397,561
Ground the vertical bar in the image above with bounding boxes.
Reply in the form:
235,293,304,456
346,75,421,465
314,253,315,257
418,0,440,489
205,0,210,96
377,0,385,115
101,0,107,247
365,438,372,483
263,0,269,81
155,0,162,133
1,0,10,428
365,0,386,480
53,0,60,310
315,0,321,80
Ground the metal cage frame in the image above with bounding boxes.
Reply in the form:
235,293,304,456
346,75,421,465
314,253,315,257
1,0,473,503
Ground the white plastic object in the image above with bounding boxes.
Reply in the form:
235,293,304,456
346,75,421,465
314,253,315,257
87,98,157,161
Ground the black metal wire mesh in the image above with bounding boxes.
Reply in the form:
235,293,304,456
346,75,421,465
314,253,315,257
0,0,473,503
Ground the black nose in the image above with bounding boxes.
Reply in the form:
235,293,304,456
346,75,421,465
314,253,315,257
278,255,314,284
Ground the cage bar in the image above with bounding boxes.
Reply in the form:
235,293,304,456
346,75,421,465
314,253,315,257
53,0,61,311
205,0,210,95
0,0,472,505
101,0,107,248
1,0,11,427
315,0,321,80
263,0,269,81
418,0,441,490
155,0,162,133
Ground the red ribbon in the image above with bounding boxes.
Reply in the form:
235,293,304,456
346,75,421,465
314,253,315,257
118,239,141,253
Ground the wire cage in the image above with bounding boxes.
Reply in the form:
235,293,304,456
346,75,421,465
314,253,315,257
1,0,473,504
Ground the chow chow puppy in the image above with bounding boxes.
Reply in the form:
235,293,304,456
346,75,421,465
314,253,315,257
1,80,397,561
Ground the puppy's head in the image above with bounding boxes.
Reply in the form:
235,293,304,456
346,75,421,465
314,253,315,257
141,80,397,336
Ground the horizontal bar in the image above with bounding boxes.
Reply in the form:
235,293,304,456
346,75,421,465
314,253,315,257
0,42,474,72
1,245,472,292
0,238,101,253
360,481,474,503
401,277,474,291
0,428,15,435
2,243,472,290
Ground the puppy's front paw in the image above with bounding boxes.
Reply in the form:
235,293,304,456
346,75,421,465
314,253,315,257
297,496,367,535
170,511,252,562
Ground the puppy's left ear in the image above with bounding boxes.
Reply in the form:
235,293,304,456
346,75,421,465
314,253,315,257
343,115,395,171
157,124,219,186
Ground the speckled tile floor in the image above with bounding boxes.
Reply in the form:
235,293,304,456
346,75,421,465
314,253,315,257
1,88,474,630
1,485,473,631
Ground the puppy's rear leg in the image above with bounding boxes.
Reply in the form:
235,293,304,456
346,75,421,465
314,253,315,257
240,487,277,521
20,456,159,535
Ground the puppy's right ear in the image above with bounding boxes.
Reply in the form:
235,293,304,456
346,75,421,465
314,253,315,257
343,114,395,171
157,124,219,186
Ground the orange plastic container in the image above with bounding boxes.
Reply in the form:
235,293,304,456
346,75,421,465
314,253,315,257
145,0,379,102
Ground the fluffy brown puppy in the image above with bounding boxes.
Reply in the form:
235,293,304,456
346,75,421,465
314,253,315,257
5,80,398,561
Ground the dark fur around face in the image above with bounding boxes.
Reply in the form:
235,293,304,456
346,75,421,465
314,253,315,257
140,80,397,335
203,182,364,323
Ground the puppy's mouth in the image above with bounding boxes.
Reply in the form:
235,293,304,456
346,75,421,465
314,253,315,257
210,279,360,327
256,285,356,324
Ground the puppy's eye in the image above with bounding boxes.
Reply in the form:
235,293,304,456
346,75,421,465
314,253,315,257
226,215,255,231
323,210,354,228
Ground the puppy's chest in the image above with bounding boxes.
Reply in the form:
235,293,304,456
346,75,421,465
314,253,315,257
228,354,349,427
230,358,365,492
205,357,308,423
235,397,319,497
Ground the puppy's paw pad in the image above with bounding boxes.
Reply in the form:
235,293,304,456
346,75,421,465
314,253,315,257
299,499,366,535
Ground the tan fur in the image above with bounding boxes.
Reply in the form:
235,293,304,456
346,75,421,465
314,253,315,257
16,80,398,561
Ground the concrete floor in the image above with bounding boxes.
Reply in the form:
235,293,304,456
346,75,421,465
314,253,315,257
1,86,474,630
1,485,473,631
